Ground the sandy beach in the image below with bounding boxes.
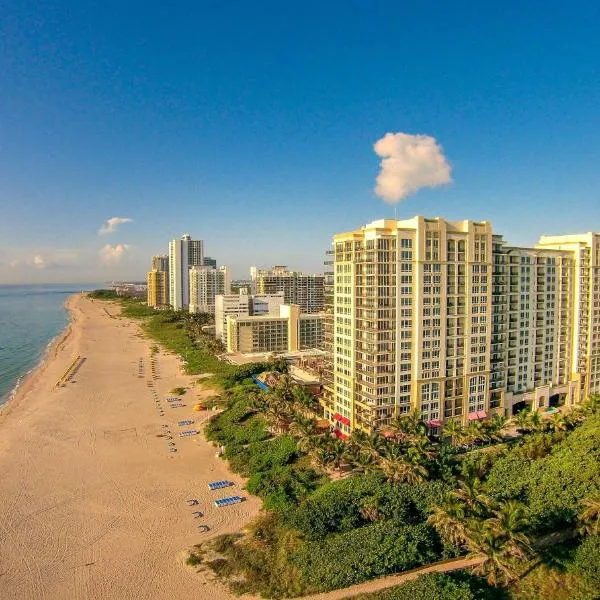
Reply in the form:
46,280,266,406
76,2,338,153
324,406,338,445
0,295,261,600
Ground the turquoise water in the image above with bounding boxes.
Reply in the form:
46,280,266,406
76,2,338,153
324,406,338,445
0,284,100,405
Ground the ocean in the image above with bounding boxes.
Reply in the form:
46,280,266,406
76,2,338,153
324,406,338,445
0,284,100,405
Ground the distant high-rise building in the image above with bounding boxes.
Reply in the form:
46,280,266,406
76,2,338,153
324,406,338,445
189,266,230,314
147,270,169,307
252,265,324,313
151,255,169,272
203,256,217,268
168,234,204,310
149,255,170,305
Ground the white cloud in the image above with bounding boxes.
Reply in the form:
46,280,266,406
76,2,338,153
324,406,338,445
98,217,133,236
373,132,452,204
33,255,46,269
99,244,130,265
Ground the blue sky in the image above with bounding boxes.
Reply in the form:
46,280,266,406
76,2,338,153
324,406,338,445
1,1,599,283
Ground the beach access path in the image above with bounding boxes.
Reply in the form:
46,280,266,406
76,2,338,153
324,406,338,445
0,295,261,600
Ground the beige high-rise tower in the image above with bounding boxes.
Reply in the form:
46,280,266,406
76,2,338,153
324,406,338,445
536,233,600,402
322,216,494,436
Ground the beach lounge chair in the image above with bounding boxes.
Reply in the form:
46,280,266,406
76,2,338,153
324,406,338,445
192,511,203,518
214,496,244,508
187,499,199,506
208,480,233,491
178,420,194,426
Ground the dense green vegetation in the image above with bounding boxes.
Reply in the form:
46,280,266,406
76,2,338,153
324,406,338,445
88,289,119,299
352,572,506,600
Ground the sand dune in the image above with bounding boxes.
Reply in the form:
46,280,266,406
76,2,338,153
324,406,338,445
0,295,261,600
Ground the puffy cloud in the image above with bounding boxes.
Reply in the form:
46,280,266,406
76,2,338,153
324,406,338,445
98,217,133,236
373,132,452,204
99,244,130,265
7,250,79,270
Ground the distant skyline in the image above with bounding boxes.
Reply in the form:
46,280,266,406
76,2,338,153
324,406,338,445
2,1,600,283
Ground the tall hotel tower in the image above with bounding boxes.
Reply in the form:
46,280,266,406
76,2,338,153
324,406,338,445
168,234,204,310
322,217,600,437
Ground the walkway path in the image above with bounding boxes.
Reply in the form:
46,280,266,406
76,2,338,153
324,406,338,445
300,555,484,600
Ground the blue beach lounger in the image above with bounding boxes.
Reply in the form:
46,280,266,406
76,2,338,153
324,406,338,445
178,420,194,426
208,480,233,491
214,496,243,507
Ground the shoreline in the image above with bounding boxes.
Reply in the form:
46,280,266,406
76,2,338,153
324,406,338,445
0,294,261,600
0,294,78,422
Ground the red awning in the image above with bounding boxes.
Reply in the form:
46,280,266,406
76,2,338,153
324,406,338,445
467,410,488,421
333,429,348,440
333,413,351,426
428,419,442,427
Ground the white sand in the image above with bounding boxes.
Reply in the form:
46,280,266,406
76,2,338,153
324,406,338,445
0,295,261,600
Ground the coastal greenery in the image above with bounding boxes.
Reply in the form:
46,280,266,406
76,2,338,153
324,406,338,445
195,384,600,598
88,289,119,299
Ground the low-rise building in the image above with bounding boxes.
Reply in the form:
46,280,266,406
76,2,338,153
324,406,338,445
215,291,285,341
226,304,325,354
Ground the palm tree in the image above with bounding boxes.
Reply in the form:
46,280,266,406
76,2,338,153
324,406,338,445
349,450,377,475
428,493,469,548
290,415,319,453
273,374,295,404
441,419,465,447
467,522,523,586
528,410,543,432
380,453,427,484
292,386,316,415
265,403,290,434
578,494,600,536
453,476,495,517
514,409,533,433
547,412,568,434
487,500,533,560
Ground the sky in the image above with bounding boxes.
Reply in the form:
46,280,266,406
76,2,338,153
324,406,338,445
1,0,600,283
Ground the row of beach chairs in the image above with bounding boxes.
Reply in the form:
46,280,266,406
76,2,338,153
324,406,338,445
179,430,198,437
214,496,243,508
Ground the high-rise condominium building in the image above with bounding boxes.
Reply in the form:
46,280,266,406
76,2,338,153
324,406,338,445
188,266,230,314
323,216,493,437
251,265,325,313
226,304,325,354
536,233,600,402
203,256,217,268
168,234,204,310
147,270,169,307
214,291,285,342
151,255,169,272
324,217,600,436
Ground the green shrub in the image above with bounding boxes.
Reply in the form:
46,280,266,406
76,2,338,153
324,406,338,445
293,521,441,592
291,474,447,540
88,289,119,299
353,572,484,600
486,414,600,531
571,535,600,595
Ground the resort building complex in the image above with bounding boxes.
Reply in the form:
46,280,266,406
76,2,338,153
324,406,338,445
321,216,600,436
168,234,205,310
250,265,325,313
214,291,285,341
225,304,325,354
189,265,230,314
